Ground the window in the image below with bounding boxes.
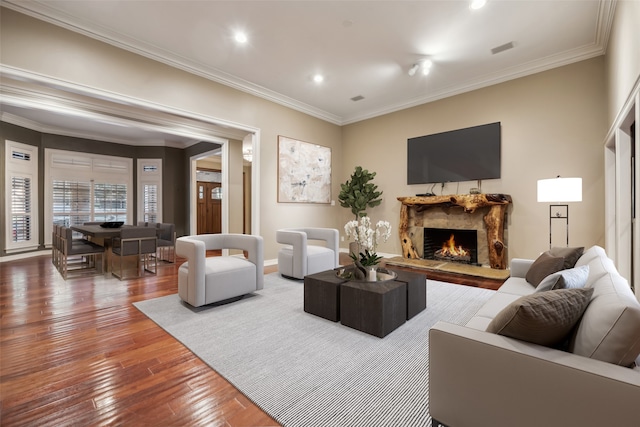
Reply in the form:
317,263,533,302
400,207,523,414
137,159,162,223
5,141,39,252
94,183,127,222
52,180,92,227
11,177,32,242
143,184,159,222
45,149,132,247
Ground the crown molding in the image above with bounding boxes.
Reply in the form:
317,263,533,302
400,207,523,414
344,0,615,124
1,66,263,146
0,0,343,126
343,42,607,125
1,0,617,126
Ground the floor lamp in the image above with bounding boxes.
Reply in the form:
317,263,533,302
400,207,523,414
537,177,582,249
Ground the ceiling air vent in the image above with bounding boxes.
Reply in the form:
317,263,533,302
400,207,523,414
491,42,514,55
350,95,365,102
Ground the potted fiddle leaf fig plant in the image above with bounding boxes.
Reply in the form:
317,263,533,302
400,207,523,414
338,166,383,220
339,166,384,269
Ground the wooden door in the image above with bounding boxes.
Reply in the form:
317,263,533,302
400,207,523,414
196,181,222,234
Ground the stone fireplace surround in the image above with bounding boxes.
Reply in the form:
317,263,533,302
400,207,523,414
397,194,512,269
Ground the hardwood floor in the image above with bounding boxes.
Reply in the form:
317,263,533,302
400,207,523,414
1,254,282,426
1,252,496,426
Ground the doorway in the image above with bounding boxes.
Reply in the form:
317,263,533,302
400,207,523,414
605,96,638,294
196,177,222,234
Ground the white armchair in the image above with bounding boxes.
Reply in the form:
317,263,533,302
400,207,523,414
276,228,339,279
176,234,264,307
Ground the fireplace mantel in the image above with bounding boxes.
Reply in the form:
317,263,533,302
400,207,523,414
397,194,512,269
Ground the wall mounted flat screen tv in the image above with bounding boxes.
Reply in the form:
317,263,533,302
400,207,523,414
407,122,501,185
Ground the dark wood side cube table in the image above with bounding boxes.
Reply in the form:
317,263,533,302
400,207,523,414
303,269,344,321
394,270,427,319
340,280,407,338
303,267,427,337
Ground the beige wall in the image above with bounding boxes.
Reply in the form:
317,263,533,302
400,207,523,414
0,8,344,260
605,0,640,125
1,7,626,264
342,58,608,261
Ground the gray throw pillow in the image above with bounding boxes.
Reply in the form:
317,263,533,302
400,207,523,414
487,288,594,347
535,265,590,292
549,246,584,269
525,252,565,287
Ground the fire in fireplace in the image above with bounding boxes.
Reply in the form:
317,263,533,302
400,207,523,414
424,228,478,265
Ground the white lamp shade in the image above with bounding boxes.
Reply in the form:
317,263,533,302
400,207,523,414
537,177,582,202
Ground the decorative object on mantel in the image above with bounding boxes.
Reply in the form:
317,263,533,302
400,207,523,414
537,176,582,249
397,193,512,269
344,216,392,281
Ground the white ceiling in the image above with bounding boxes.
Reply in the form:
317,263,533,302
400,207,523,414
0,0,615,145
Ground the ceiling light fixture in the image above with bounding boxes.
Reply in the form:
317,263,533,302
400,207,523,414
243,147,253,162
409,59,433,77
421,59,433,75
234,32,248,43
313,74,324,83
470,0,487,10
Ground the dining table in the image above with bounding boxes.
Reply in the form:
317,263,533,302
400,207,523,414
71,224,128,273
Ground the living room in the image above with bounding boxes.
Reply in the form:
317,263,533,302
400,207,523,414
1,1,639,426
1,2,638,273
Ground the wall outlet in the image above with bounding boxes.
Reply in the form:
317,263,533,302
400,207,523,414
341,236,344,242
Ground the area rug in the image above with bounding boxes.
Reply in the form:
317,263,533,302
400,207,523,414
134,273,495,427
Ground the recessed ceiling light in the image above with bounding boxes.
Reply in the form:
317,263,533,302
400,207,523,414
234,32,248,43
470,0,487,10
313,74,324,83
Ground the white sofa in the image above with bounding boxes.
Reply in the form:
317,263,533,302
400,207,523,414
176,234,264,307
429,245,640,427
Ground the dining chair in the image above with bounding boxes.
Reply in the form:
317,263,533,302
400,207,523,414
59,226,106,280
156,223,176,263
52,224,60,270
111,226,157,280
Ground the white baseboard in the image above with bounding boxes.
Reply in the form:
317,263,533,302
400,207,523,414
0,250,51,262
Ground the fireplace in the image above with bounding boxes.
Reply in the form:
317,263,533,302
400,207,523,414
397,194,512,269
424,228,478,265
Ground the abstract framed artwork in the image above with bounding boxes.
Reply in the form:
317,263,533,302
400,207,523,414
278,136,331,203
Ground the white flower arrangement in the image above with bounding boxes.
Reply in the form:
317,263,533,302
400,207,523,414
344,216,392,266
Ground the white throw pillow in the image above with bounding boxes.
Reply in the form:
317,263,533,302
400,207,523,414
535,265,590,293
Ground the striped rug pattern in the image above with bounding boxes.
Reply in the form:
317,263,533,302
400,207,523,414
134,273,495,426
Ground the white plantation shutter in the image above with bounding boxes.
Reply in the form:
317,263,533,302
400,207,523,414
143,184,159,222
5,141,39,252
138,159,162,223
45,149,133,246
94,182,127,222
10,176,32,242
52,180,92,227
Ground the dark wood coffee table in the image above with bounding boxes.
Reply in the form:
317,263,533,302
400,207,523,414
303,267,426,337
